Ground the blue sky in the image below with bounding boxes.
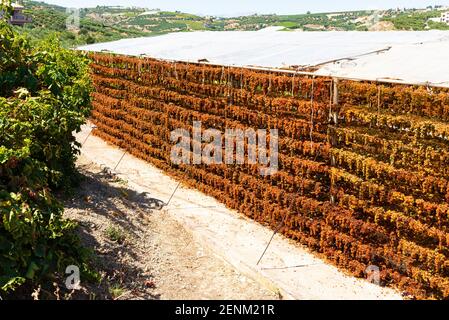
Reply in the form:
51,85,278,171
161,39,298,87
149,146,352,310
40,0,449,16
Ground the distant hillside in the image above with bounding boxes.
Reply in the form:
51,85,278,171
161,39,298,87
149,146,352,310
12,1,449,47
17,1,149,46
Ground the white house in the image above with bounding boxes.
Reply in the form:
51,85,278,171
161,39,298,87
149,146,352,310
441,12,449,25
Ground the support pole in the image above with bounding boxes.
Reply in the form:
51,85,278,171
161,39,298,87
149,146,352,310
331,78,339,125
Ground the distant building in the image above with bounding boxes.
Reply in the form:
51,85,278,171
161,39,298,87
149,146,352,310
436,5,449,11
441,12,449,25
0,3,32,26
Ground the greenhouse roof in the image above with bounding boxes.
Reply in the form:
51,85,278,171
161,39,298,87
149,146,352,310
79,27,449,87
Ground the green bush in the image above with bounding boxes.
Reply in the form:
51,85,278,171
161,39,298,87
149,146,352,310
0,3,94,295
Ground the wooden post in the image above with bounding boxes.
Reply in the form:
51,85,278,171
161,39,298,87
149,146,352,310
332,78,339,125
333,79,339,105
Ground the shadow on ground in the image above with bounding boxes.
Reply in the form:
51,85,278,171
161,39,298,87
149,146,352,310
63,163,165,300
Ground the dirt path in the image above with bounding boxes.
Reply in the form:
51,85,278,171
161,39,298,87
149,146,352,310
64,155,279,300
71,124,402,300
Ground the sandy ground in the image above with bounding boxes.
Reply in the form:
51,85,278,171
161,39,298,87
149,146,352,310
64,156,278,300
71,124,403,300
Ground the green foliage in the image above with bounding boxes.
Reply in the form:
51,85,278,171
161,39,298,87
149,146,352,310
1,30,92,187
104,225,127,244
15,1,149,47
382,9,443,31
0,15,94,295
109,283,125,299
427,20,449,30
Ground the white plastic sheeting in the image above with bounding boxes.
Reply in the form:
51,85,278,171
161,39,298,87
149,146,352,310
315,38,449,87
79,28,449,87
